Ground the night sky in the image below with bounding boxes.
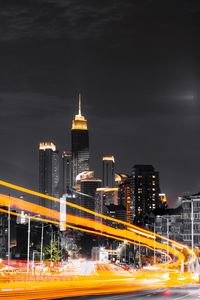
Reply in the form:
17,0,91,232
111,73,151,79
0,0,200,206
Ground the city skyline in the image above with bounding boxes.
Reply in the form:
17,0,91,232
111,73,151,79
0,0,200,205
0,2,200,297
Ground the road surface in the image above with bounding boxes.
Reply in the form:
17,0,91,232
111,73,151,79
60,285,200,300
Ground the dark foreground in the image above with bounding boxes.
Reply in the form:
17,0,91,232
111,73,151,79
59,285,200,300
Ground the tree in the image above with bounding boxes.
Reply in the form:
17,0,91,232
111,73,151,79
44,241,61,263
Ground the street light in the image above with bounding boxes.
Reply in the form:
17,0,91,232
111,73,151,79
145,223,156,266
123,239,128,263
27,216,31,274
34,222,49,265
32,250,38,274
7,195,11,267
138,234,141,267
50,225,53,268
27,214,42,274
157,215,169,265
191,199,194,259
40,222,44,265
153,223,156,266
36,222,49,265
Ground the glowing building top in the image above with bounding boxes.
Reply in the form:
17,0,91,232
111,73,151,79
39,142,56,151
102,155,115,163
71,94,88,130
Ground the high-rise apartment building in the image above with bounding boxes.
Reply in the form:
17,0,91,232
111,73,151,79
71,94,89,187
102,156,115,187
62,151,72,194
131,165,161,225
39,142,59,209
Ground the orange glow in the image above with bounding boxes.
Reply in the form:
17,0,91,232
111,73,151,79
0,179,198,299
0,180,196,269
0,194,186,268
0,267,197,299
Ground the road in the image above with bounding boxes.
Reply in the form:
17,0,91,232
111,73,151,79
60,285,200,300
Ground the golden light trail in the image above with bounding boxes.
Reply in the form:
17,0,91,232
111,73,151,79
0,180,156,239
0,180,196,269
0,203,172,263
0,180,193,262
0,193,185,267
1,207,171,274
0,181,188,246
0,272,197,300
0,207,146,248
0,180,198,299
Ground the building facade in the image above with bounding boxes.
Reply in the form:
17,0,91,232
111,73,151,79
180,193,200,248
62,151,72,194
131,165,161,225
118,174,133,224
154,206,182,243
154,194,200,249
80,177,102,219
39,142,59,209
71,94,89,187
102,156,115,188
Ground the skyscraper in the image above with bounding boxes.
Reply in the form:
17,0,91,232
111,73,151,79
80,176,102,219
131,165,161,225
102,156,115,187
39,142,59,209
71,94,89,187
62,150,72,194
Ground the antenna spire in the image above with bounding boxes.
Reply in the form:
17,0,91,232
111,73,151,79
78,93,82,116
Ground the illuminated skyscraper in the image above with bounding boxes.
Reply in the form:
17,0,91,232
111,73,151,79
39,142,59,209
102,156,115,187
71,94,89,187
62,150,72,193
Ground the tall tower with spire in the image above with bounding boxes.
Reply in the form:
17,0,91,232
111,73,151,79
71,94,90,187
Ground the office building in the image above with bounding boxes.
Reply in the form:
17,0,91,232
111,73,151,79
62,151,72,194
131,165,161,225
96,187,118,207
71,94,89,187
95,187,119,229
154,193,200,248
80,175,102,219
180,193,200,247
39,142,59,209
118,174,133,224
102,156,115,187
154,206,182,242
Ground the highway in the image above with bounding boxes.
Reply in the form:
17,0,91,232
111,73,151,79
60,285,200,300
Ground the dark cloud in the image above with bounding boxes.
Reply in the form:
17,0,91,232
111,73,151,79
0,0,133,41
0,0,200,42
0,92,70,120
